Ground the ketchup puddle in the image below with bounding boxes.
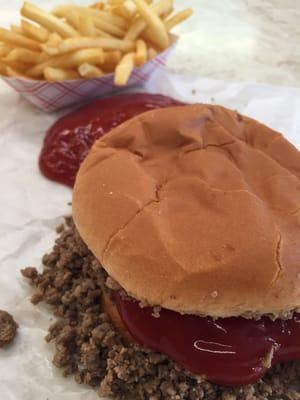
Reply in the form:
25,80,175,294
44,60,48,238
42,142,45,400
114,292,300,386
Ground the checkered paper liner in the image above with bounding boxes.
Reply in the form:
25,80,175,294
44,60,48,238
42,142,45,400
1,39,176,113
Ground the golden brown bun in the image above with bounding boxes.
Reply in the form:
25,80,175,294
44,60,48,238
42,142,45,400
102,291,133,343
73,104,300,318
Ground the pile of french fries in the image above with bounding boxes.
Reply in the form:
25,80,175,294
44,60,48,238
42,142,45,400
0,0,192,85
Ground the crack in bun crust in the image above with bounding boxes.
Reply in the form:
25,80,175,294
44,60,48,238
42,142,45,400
73,104,300,318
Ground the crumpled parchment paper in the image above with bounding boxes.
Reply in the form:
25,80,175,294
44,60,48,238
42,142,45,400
0,69,299,400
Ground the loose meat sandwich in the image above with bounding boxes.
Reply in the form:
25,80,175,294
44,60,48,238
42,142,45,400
43,104,300,398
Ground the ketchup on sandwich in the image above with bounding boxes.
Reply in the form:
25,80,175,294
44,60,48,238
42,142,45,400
114,292,300,386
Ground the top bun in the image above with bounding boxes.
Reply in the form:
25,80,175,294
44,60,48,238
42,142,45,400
73,104,300,318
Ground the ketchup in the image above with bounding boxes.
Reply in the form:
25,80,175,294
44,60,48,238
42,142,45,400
114,292,300,386
39,93,184,187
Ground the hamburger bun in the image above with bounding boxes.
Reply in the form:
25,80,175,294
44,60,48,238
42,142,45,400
73,104,300,318
102,291,133,343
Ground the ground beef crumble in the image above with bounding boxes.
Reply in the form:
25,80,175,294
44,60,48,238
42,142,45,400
21,218,300,399
0,310,18,347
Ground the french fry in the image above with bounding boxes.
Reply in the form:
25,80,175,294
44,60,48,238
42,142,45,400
107,0,123,6
165,8,193,30
103,50,122,65
84,7,128,29
114,52,134,85
90,16,126,37
42,46,58,56
2,59,29,71
161,7,174,20
102,50,122,71
42,43,60,57
54,5,127,27
132,0,169,49
0,28,40,51
6,65,28,78
64,11,80,30
148,47,157,59
94,28,113,38
124,1,171,42
58,37,135,53
123,0,137,17
91,2,105,10
0,62,7,76
152,0,173,16
111,3,136,20
78,15,96,37
27,48,104,78
21,19,49,42
42,32,62,55
0,44,13,57
21,2,79,38
48,32,62,43
101,64,115,73
53,6,127,36
79,63,104,78
119,3,136,18
4,48,42,64
44,66,80,81
135,39,147,65
10,24,23,35
87,15,125,37
124,19,146,41
59,48,105,68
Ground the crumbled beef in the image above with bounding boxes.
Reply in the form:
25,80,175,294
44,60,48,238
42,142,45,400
105,276,121,291
0,310,18,347
21,218,300,399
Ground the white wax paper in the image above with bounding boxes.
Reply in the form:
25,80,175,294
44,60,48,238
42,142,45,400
0,70,299,399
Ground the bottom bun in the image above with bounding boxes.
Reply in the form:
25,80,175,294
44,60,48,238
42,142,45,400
102,290,133,343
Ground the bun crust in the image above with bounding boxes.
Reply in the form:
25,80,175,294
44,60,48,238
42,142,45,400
73,104,300,318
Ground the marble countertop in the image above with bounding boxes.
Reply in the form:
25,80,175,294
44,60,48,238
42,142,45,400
170,0,300,86
0,0,299,86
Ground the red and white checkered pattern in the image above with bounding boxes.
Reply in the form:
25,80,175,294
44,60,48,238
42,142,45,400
1,40,176,113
